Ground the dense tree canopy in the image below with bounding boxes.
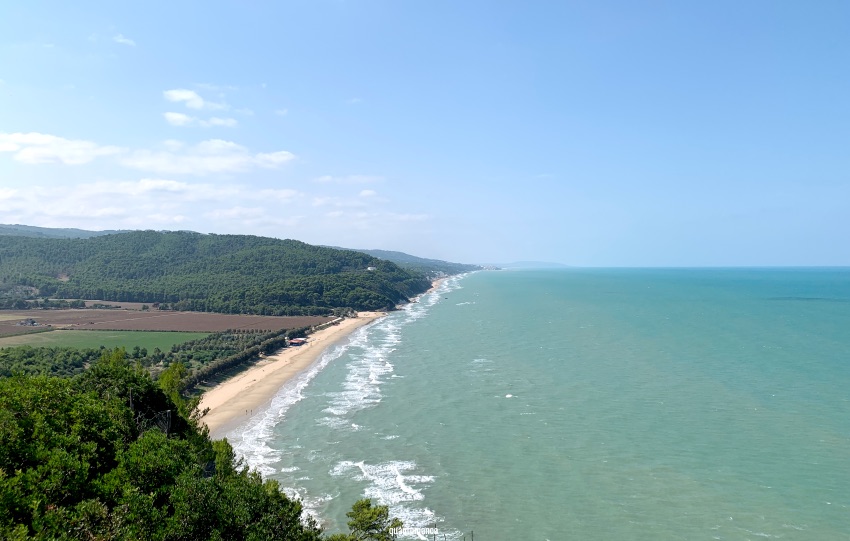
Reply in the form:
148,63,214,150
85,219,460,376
0,349,402,540
0,231,431,315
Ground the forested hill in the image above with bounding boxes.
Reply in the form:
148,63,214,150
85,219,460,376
332,247,483,278
0,231,431,315
0,223,125,239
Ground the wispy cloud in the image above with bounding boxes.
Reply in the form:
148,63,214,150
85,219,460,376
274,109,289,116
163,88,226,111
0,131,293,176
313,174,382,184
0,132,125,165
346,97,363,105
0,179,241,228
120,139,295,175
164,112,194,127
113,34,136,47
319,210,430,230
0,176,425,243
164,112,237,128
258,188,301,201
200,117,238,128
311,190,386,208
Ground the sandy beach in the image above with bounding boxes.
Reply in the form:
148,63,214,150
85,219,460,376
199,312,386,439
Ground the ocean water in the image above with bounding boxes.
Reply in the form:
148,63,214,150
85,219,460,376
226,269,850,540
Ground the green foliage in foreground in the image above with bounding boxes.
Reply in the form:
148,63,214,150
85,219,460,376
0,349,401,540
325,499,403,541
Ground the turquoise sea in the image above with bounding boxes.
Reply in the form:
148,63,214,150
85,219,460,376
226,269,850,540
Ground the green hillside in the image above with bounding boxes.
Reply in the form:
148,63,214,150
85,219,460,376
0,231,430,315
334,247,482,278
0,223,125,239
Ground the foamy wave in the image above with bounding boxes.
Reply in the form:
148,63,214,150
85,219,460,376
319,316,404,423
229,273,473,536
282,486,338,524
329,458,462,539
226,327,374,474
331,460,443,536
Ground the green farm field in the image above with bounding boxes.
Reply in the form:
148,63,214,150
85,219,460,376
0,330,208,350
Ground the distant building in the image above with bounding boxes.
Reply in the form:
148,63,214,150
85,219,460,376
367,266,377,271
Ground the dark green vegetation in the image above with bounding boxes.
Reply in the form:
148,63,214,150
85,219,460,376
0,329,306,383
0,330,209,351
0,346,101,378
0,230,430,315
325,499,403,541
337,247,482,279
0,349,401,540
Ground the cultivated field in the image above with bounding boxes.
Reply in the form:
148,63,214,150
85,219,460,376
0,310,332,333
0,330,210,350
0,326,52,338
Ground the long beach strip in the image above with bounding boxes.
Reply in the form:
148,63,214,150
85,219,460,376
199,311,386,439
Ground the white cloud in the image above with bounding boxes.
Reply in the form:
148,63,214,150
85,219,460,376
313,174,383,184
164,112,194,126
259,188,301,201
206,206,264,220
1,175,427,246
113,34,136,46
311,195,372,209
163,88,226,110
203,205,304,229
0,179,242,227
318,210,431,231
388,212,430,222
163,89,205,109
347,97,363,104
120,139,295,175
164,113,237,128
359,189,377,197
162,139,184,151
274,109,289,116
0,132,125,165
199,117,238,128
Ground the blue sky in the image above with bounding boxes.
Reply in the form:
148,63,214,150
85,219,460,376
1,1,848,266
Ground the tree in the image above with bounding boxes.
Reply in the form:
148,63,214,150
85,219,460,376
158,361,190,419
327,499,403,541
0,358,327,540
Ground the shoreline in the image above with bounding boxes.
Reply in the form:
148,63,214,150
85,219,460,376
198,311,386,440
426,276,447,293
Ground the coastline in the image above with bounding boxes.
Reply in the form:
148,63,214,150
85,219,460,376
199,311,386,440
426,276,447,293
